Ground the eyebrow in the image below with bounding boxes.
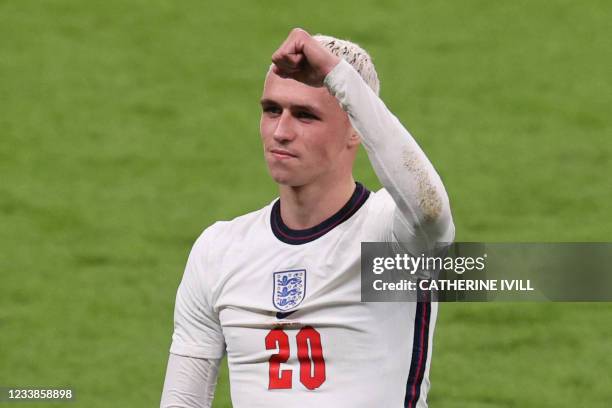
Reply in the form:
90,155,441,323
260,98,323,116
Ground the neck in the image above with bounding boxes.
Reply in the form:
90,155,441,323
278,175,356,230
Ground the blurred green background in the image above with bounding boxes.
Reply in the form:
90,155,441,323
1,0,611,407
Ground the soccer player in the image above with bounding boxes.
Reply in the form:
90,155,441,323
160,28,454,407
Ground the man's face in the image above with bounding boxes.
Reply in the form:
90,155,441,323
260,70,358,187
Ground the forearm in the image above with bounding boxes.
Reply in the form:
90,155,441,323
160,354,220,408
324,60,453,244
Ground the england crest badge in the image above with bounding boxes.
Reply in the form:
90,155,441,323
273,269,306,312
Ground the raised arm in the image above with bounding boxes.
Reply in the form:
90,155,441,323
271,28,454,249
323,59,454,248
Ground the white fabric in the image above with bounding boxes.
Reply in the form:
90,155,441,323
160,354,220,408
325,59,454,253
163,59,454,407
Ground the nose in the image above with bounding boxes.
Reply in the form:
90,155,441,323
272,110,297,143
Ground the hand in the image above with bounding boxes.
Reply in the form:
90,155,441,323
271,28,341,87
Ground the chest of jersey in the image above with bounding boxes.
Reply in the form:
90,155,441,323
212,227,419,407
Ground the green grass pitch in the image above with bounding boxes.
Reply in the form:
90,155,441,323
1,1,611,407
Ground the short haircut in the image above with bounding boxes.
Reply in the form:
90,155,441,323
313,34,380,96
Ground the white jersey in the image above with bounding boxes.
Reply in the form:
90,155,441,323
168,59,455,408
170,186,451,408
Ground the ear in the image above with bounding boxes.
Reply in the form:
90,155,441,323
347,129,361,148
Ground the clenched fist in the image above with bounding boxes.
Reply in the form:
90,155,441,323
271,28,341,87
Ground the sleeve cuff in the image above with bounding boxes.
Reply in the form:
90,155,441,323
323,59,357,103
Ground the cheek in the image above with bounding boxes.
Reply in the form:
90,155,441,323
260,116,272,142
318,120,351,154
306,129,342,164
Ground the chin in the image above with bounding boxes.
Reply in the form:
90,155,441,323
271,174,299,186
268,169,307,187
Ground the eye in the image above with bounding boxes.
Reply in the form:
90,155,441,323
296,111,319,121
262,105,281,115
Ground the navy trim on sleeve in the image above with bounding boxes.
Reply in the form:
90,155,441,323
404,289,432,408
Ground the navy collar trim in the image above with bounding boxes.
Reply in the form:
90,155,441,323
270,182,370,245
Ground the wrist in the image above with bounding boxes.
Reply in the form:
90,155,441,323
321,55,341,78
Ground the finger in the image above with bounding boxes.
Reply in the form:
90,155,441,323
280,28,307,53
272,56,304,76
271,64,291,77
286,52,304,67
271,63,298,80
272,59,299,75
272,50,303,69
272,33,306,65
270,28,310,76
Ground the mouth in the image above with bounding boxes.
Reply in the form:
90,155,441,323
269,148,298,160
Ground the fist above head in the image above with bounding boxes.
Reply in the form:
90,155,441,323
271,28,341,87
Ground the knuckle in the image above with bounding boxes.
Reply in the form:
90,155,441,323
291,27,307,39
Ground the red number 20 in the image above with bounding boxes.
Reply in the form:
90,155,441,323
265,326,326,390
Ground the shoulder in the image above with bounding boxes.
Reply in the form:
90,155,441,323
349,187,396,240
365,187,395,213
191,201,275,258
183,202,275,292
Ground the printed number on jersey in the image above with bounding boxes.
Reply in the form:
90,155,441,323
265,326,326,390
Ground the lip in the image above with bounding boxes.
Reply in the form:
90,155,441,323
270,148,297,159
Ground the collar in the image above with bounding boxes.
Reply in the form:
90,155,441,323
270,182,370,245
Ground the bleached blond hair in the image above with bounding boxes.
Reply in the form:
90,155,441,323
313,34,380,96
